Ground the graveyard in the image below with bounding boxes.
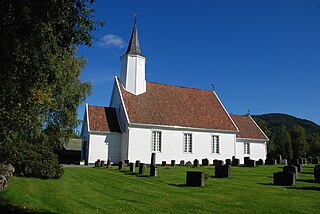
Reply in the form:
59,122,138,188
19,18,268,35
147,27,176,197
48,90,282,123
1,163,319,213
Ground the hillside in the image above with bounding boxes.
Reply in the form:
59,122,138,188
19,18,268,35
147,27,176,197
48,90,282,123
253,113,320,137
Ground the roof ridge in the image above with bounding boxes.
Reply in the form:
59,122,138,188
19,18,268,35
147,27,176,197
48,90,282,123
147,81,213,92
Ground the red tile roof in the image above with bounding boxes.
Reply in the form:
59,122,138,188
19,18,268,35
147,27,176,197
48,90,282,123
119,80,238,131
230,115,268,140
87,106,120,132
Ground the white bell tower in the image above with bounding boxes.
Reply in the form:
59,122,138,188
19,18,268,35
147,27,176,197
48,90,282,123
120,20,146,95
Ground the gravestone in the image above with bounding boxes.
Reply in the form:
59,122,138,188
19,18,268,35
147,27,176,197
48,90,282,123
279,159,287,165
124,160,129,166
244,157,250,165
180,160,185,166
213,159,219,166
215,165,230,178
225,159,231,166
107,159,111,168
232,158,240,166
265,158,275,165
118,161,124,170
171,160,175,167
294,164,302,172
257,159,264,165
162,161,166,166
185,161,192,166
302,158,307,165
151,153,156,166
186,171,205,187
312,158,319,165
100,160,105,167
283,165,298,179
246,159,256,167
273,172,296,186
314,165,320,183
150,165,158,177
129,163,135,173
217,160,224,166
139,163,145,174
135,160,140,168
193,159,199,167
202,158,209,166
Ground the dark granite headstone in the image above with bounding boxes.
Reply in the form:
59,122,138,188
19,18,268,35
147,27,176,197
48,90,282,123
118,161,124,170
151,153,156,166
232,158,240,166
225,159,231,166
162,161,166,166
257,159,264,165
283,165,298,179
124,160,129,166
215,165,230,178
193,159,199,167
246,159,256,167
217,160,224,166
202,158,209,166
312,158,319,165
180,160,185,166
129,163,135,173
273,172,296,186
185,161,192,166
314,165,320,183
139,163,145,174
244,157,250,165
294,164,302,172
100,160,105,167
135,160,140,168
302,158,307,165
171,160,175,167
107,159,111,168
213,159,219,166
186,171,205,187
265,158,276,165
150,165,158,177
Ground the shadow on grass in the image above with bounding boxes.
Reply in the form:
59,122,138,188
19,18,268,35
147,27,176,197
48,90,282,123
121,171,151,177
0,195,54,214
167,183,187,187
257,182,274,186
300,171,314,175
288,186,320,191
297,179,318,183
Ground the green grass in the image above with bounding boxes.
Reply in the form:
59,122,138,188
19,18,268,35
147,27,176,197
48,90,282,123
1,165,319,213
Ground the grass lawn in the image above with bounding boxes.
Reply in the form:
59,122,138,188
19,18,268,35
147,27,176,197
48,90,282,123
0,164,319,213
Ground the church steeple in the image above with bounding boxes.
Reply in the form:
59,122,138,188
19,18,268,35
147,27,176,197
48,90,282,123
119,20,146,95
125,22,143,56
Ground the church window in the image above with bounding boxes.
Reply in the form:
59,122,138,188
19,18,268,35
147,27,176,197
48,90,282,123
244,143,250,154
152,131,162,152
183,133,192,153
212,135,219,154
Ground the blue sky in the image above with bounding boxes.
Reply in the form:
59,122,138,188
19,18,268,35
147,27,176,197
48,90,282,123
77,0,320,127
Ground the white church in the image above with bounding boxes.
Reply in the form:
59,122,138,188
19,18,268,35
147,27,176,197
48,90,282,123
81,22,269,165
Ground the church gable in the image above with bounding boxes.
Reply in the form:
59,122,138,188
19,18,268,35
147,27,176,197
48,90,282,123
230,114,268,140
87,105,121,133
119,79,238,131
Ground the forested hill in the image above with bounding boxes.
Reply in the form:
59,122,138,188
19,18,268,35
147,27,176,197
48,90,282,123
253,113,320,136
252,113,320,158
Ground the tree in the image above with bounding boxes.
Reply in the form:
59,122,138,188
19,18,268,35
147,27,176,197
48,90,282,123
290,126,309,158
0,0,103,178
308,134,320,158
277,125,293,159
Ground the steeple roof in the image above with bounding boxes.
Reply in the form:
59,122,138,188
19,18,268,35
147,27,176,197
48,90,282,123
125,22,143,56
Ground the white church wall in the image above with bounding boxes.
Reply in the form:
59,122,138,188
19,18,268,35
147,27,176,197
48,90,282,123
126,125,236,164
88,133,108,164
236,139,267,164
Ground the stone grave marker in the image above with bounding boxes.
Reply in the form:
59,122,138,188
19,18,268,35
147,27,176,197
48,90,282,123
171,160,175,167
193,159,199,167
135,160,140,168
150,165,158,177
244,157,250,166
129,163,135,173
107,159,111,168
215,165,230,178
151,153,156,166
100,160,105,167
162,161,166,166
124,160,129,166
257,159,264,165
180,160,185,166
213,159,219,166
232,158,240,166
283,165,298,179
118,161,124,170
246,159,256,167
273,172,295,186
186,171,205,187
225,159,231,165
202,158,209,166
217,160,224,166
314,165,320,183
294,164,302,172
185,161,192,166
139,163,145,174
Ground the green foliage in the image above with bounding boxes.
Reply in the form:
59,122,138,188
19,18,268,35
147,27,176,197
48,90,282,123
1,166,319,213
254,114,320,158
0,0,103,178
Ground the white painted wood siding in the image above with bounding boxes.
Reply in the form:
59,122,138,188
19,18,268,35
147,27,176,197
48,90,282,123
236,139,267,164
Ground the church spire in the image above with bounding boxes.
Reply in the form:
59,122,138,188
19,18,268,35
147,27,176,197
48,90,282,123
125,21,143,56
